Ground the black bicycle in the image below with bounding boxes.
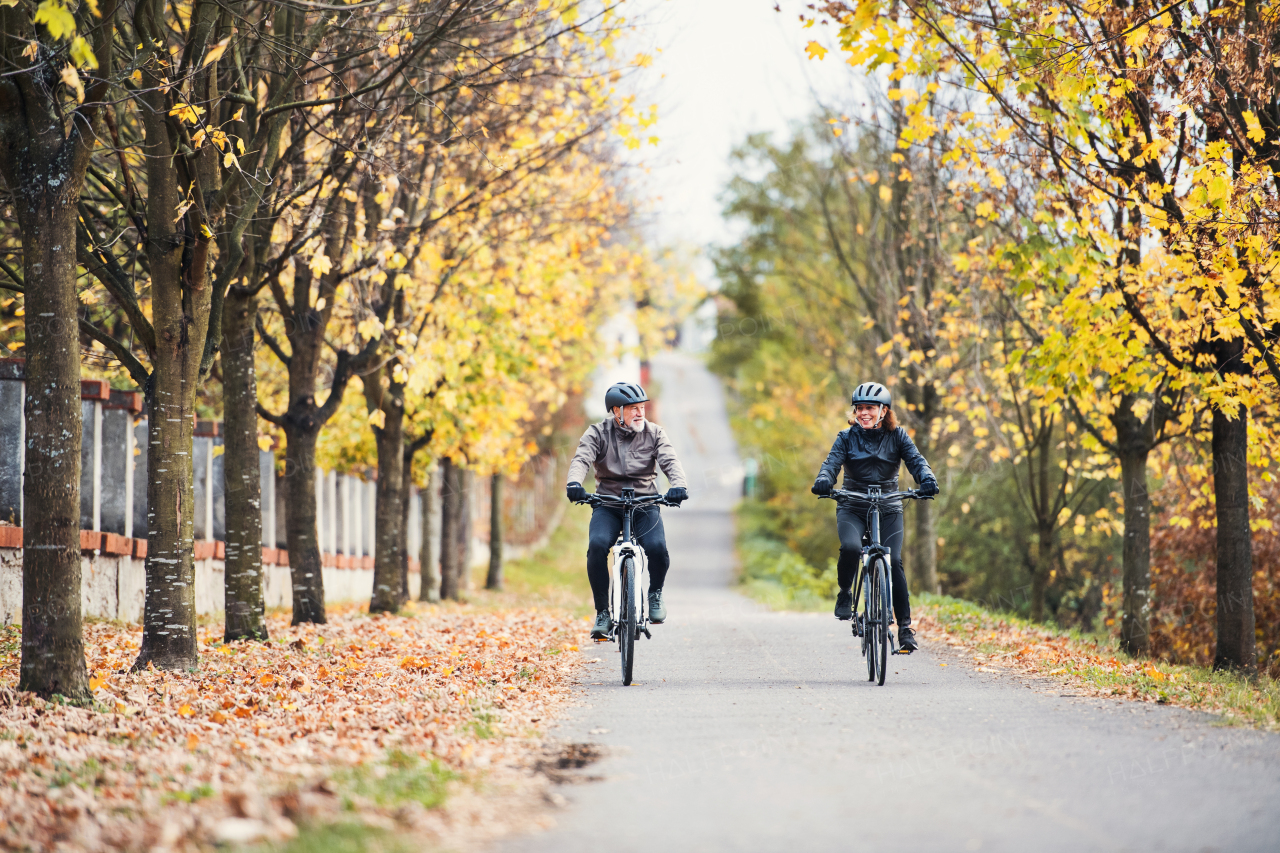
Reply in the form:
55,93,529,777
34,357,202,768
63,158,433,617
819,486,930,685
575,488,677,686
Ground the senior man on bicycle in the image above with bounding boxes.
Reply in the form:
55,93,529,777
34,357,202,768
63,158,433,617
567,381,689,640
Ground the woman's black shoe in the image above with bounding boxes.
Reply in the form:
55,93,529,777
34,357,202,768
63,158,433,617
898,626,918,652
834,589,853,620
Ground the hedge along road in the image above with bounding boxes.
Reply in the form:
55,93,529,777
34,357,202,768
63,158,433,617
498,352,1280,853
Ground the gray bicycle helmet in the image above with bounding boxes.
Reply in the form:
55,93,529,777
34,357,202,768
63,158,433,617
851,382,892,408
605,381,648,410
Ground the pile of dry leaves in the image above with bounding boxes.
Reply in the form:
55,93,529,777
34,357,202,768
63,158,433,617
0,603,590,851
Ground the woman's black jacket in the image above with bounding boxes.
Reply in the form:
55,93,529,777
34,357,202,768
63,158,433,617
816,425,936,514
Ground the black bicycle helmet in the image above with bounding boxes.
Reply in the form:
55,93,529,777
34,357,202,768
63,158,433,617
851,382,892,408
605,381,648,410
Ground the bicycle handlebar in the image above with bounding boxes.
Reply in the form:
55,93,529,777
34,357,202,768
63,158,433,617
819,488,933,502
575,492,679,508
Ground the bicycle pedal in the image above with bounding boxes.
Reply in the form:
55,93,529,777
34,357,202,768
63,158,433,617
893,647,914,655
640,626,652,639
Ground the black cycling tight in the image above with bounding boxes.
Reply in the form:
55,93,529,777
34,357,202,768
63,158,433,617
835,507,911,629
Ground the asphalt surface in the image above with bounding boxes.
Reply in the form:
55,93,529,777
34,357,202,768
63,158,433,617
497,352,1280,853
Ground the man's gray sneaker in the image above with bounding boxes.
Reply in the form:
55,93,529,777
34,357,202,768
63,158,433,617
590,610,613,640
647,589,667,624
834,589,853,621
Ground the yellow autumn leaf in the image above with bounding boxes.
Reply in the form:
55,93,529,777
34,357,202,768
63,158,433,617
367,409,386,429
805,40,828,60
69,35,98,69
878,184,893,203
1243,110,1265,143
33,0,76,40
60,65,84,103
309,251,333,277
202,37,230,67
168,102,206,124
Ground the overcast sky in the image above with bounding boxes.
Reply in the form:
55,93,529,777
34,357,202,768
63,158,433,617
624,0,858,253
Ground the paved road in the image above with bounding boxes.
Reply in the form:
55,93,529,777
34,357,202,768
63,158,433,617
498,353,1280,853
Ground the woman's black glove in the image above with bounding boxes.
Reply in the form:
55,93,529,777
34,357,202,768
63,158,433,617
811,475,833,496
566,482,588,502
918,478,940,497
665,487,688,505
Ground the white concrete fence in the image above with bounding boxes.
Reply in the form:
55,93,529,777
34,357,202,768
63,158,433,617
0,359,568,624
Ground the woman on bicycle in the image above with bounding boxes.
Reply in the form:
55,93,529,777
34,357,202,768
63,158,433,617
811,382,939,652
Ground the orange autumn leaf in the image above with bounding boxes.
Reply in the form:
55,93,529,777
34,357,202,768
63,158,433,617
210,710,227,724
177,704,195,718
186,733,199,750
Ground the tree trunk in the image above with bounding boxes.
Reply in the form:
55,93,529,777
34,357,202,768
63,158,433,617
439,458,460,600
400,457,413,603
283,425,326,624
1118,447,1151,656
1212,403,1256,673
0,0,101,702
420,465,440,602
914,497,938,595
486,473,504,591
1030,523,1053,621
369,393,405,614
15,191,90,700
132,0,219,671
221,289,268,641
458,467,472,592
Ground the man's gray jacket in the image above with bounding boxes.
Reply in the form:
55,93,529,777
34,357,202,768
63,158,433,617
566,418,688,497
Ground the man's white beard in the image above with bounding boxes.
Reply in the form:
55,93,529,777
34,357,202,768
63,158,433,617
618,415,645,434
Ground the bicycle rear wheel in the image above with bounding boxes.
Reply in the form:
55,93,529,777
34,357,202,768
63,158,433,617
873,557,891,686
620,555,636,686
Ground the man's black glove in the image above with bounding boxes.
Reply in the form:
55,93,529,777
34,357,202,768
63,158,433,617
566,482,588,503
811,475,833,496
665,487,688,505
918,478,940,497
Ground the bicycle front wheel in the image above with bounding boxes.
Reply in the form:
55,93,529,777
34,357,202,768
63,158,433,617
873,557,891,686
620,555,636,686
862,565,876,683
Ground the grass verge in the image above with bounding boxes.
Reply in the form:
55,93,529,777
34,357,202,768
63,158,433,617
916,592,1280,731
468,504,593,615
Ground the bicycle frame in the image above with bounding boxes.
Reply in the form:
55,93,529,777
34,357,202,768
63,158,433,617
820,485,931,660
577,488,675,641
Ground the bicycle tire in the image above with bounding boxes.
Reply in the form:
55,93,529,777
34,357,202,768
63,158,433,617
874,557,891,686
863,564,876,683
620,555,636,686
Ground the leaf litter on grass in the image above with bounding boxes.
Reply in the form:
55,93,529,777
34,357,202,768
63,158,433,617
915,594,1280,730
0,602,591,851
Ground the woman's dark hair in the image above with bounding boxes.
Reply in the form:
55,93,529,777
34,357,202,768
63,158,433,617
848,406,898,430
